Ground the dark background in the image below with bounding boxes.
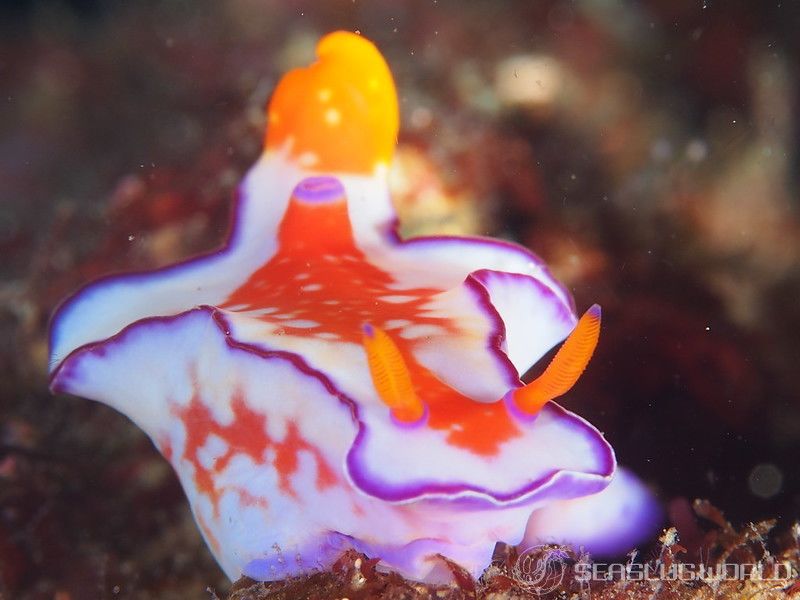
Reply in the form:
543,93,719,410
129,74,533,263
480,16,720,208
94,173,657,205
2,0,799,597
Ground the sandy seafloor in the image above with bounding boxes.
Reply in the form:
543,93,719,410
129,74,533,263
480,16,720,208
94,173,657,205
1,0,799,597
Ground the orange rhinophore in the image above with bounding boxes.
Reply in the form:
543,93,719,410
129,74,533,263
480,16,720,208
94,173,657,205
264,31,399,174
362,324,426,424
511,304,602,416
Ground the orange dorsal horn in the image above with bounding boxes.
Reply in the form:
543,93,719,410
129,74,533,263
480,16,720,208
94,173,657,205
362,324,426,424
511,304,602,416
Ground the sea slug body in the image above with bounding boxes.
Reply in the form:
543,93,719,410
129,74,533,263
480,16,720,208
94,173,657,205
49,31,659,582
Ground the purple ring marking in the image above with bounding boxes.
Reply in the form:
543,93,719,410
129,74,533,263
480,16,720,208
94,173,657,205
502,389,539,424
389,403,429,430
292,176,346,203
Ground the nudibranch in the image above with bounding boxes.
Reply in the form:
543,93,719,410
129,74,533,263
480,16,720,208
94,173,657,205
48,31,653,582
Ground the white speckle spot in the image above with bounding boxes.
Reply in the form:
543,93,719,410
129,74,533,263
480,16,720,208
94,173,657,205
294,273,311,281
224,304,249,312
384,319,412,329
322,299,339,306
285,320,320,329
301,283,323,292
316,332,339,340
273,313,297,320
324,108,341,126
380,295,416,303
247,307,278,316
399,324,446,339
197,434,229,471
297,152,319,168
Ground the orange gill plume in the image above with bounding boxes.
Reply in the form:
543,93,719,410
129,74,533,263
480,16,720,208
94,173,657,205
264,31,399,174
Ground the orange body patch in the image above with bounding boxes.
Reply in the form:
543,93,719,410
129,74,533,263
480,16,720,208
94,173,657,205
173,385,338,513
222,189,522,455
